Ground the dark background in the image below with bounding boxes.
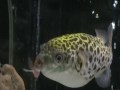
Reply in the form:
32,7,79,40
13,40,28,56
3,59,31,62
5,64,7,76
0,0,120,90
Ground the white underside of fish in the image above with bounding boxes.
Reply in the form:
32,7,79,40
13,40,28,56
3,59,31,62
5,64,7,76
41,68,93,88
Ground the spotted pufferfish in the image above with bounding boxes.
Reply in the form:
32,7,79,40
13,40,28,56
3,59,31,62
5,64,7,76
31,23,113,88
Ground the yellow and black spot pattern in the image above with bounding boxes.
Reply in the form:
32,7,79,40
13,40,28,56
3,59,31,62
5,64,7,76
44,33,112,79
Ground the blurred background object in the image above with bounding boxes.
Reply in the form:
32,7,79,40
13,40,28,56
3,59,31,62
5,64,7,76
0,64,25,90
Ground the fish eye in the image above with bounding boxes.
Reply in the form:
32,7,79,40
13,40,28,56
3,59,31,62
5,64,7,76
55,54,63,63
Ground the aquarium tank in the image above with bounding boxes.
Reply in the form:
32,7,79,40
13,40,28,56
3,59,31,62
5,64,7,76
0,0,120,90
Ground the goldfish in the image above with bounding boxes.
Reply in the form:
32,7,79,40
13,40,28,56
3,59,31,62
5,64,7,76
27,23,113,88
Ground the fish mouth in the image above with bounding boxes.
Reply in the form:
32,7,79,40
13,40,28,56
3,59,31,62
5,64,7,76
32,69,40,78
23,68,40,79
23,56,44,78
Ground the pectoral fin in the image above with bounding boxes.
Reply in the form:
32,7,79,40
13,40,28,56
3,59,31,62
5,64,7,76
95,68,111,88
77,50,90,71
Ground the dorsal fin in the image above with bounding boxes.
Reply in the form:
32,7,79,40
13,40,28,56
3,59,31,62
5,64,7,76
95,23,113,46
95,29,107,44
107,23,113,46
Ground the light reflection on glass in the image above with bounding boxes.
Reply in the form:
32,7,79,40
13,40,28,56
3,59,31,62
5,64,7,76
113,0,118,8
95,13,99,18
112,22,115,30
92,10,95,14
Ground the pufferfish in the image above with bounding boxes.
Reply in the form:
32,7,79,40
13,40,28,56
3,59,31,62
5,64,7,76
31,23,113,88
